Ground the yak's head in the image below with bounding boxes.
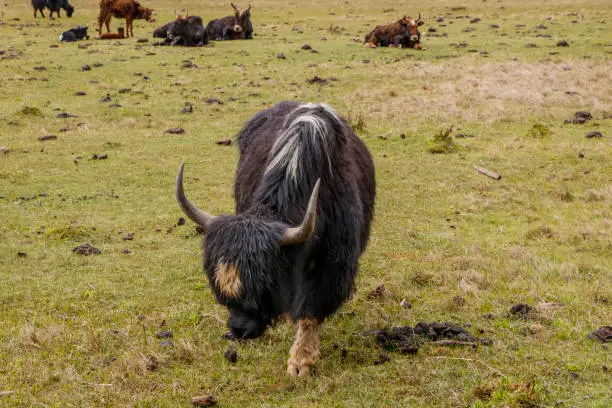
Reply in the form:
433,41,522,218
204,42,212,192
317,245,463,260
405,14,424,44
176,164,319,339
137,6,153,22
65,5,74,18
231,2,251,34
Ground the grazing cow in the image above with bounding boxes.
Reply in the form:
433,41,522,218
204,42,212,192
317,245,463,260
60,25,89,42
165,16,208,46
176,101,376,376
206,3,253,40
97,0,153,38
47,0,74,18
364,14,424,49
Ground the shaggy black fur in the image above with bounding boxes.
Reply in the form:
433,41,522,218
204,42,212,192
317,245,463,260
166,16,208,46
181,101,375,339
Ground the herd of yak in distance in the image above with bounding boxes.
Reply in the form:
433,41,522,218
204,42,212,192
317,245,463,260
24,1,449,378
32,0,426,48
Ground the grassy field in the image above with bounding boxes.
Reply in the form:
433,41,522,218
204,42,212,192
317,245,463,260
1,0,611,406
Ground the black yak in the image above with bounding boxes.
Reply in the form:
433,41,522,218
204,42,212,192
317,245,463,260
60,25,89,42
47,0,74,18
32,0,74,18
176,101,375,376
206,3,253,40
166,16,208,46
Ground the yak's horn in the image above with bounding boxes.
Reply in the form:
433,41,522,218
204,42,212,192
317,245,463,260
176,163,217,232
280,179,321,246
231,2,238,11
417,13,422,22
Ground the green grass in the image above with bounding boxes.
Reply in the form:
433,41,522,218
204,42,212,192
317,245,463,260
1,0,611,406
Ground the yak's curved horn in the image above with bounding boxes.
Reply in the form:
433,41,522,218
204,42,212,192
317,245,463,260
280,179,321,246
247,4,251,11
417,13,422,22
231,2,238,11
176,163,217,232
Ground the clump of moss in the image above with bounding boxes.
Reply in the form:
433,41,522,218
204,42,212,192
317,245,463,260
46,226,90,241
526,123,550,138
18,106,43,117
427,126,457,154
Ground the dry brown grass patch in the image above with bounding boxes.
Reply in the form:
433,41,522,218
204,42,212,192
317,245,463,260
345,58,612,124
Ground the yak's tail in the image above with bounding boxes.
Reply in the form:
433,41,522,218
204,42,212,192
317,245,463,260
264,103,343,185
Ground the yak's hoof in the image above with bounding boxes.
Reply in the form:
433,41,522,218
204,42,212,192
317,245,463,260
287,358,313,377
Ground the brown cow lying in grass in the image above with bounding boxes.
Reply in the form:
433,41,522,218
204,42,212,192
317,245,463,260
97,0,152,38
364,14,424,49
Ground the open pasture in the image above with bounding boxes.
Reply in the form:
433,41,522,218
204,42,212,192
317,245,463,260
0,0,611,406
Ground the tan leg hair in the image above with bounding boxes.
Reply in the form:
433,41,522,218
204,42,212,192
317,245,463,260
287,318,320,377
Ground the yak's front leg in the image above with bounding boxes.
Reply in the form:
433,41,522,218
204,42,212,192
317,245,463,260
287,318,320,377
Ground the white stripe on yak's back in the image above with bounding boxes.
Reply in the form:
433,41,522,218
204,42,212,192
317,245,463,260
264,103,337,182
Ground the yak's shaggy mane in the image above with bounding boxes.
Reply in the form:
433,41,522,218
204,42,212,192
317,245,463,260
264,103,337,183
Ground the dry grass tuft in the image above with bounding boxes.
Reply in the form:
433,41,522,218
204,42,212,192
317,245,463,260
175,339,196,363
19,324,63,349
346,59,612,123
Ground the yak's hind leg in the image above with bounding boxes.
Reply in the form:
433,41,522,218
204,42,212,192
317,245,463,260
287,318,320,377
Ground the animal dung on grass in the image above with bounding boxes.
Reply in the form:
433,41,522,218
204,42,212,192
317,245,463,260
191,394,217,407
587,326,612,343
223,347,238,363
38,135,57,141
215,138,232,146
374,321,483,354
156,330,173,339
164,127,185,135
509,303,532,316
72,244,101,255
586,131,603,138
564,111,592,124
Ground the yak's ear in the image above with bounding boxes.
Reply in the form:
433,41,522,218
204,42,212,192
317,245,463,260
417,20,424,26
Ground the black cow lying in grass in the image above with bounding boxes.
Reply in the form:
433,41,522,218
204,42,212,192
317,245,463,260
206,3,252,40
176,101,376,376
152,21,172,38
32,0,74,18
59,25,89,42
154,16,208,46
